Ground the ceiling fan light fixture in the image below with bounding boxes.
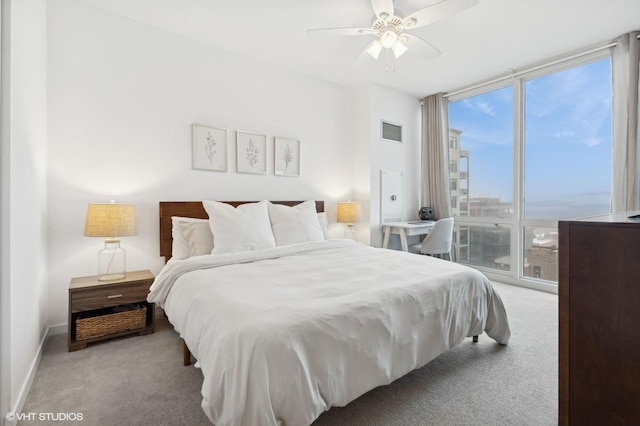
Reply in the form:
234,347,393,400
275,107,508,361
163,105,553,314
307,0,467,66
365,40,383,60
379,29,398,49
392,39,408,58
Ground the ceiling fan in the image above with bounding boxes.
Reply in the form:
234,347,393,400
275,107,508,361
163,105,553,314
307,0,479,64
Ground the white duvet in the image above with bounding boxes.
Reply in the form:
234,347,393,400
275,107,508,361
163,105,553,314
148,239,510,426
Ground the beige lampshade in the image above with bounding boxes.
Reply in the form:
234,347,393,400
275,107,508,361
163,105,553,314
84,202,137,238
337,201,361,224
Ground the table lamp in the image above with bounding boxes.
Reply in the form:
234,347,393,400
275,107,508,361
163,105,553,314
84,201,137,281
337,201,361,240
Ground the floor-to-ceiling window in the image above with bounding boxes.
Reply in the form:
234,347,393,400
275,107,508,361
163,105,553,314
449,85,514,272
448,52,612,287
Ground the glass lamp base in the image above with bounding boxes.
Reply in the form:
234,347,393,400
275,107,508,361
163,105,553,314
98,240,126,281
344,225,357,241
98,272,126,281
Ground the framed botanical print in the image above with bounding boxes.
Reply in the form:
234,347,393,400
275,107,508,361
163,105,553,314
274,137,300,177
192,124,228,172
237,131,267,174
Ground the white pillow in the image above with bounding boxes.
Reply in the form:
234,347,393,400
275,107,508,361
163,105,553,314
317,212,328,240
171,217,209,259
203,200,276,254
180,221,214,257
267,201,325,246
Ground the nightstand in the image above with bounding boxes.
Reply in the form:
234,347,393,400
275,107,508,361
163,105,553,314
68,269,155,352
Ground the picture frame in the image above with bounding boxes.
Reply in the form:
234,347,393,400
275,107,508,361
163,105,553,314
274,137,300,177
192,124,228,172
236,131,267,174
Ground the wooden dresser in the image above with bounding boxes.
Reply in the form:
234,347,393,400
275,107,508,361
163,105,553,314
559,212,640,425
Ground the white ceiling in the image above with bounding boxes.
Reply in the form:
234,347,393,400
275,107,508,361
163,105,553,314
76,0,640,98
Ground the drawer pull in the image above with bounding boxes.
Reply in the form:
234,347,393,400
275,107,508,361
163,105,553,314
107,294,123,299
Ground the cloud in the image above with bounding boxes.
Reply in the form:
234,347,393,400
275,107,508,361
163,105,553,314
462,99,496,117
476,101,496,116
455,123,512,147
525,58,611,148
553,129,575,139
585,136,603,147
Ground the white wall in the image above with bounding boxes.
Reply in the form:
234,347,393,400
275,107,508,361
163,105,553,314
1,1,8,420
352,85,421,248
369,85,422,248
351,87,372,245
46,0,355,327
0,0,48,420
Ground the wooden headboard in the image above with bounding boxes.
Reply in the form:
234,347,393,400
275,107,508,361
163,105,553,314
159,201,325,260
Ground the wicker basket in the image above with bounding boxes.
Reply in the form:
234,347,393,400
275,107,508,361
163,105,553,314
76,305,147,341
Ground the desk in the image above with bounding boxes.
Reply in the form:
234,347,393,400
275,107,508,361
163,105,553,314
382,221,435,252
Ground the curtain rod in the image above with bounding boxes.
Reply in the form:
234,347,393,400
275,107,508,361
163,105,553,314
444,37,632,99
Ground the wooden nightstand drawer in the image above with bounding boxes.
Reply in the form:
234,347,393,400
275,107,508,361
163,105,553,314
71,283,150,312
68,269,155,352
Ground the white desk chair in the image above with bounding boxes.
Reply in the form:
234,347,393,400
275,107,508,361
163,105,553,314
409,217,454,260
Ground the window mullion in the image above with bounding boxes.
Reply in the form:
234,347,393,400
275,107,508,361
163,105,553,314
512,77,525,280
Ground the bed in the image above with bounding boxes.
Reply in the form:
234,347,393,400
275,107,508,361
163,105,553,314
148,200,511,426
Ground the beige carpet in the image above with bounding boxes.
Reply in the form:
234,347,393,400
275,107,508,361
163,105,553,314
20,282,557,425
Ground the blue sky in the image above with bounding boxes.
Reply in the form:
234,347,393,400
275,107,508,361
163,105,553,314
449,58,612,220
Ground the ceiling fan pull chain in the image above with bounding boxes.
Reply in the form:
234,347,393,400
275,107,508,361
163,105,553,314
384,49,397,73
386,48,391,73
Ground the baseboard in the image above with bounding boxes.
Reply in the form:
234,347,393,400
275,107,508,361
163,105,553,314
47,323,66,336
486,273,558,294
7,326,49,426
5,322,68,425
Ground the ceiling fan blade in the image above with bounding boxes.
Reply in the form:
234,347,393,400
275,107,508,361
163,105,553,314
307,27,375,37
370,0,394,19
403,33,441,60
402,0,479,29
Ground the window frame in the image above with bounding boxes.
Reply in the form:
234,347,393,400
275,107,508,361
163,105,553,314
449,136,457,149
447,49,611,292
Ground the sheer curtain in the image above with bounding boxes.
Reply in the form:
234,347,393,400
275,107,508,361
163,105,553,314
611,31,640,212
420,93,451,219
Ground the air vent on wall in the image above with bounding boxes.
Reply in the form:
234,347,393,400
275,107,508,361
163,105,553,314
381,120,402,143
